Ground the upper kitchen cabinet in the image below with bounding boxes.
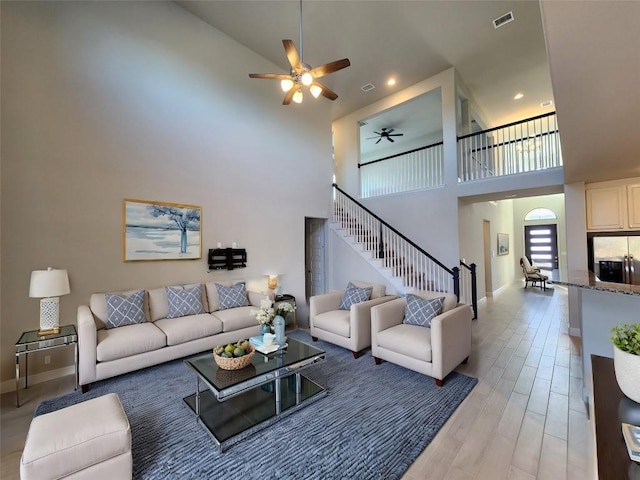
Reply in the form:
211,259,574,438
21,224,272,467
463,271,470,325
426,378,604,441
586,178,640,231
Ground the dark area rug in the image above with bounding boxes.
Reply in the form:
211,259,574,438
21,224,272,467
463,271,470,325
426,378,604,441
36,330,477,479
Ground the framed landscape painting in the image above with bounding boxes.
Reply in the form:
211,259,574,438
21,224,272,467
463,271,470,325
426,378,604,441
497,233,509,256
123,199,201,261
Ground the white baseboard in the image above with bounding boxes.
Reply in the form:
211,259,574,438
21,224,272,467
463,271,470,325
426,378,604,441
492,283,511,297
569,327,582,338
1,365,76,394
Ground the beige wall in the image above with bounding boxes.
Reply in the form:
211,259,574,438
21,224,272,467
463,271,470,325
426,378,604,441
1,1,333,386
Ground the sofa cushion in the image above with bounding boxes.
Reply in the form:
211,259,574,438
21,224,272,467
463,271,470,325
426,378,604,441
90,289,150,330
166,285,205,319
377,323,432,362
211,306,258,332
154,313,223,346
407,289,458,313
340,282,373,310
148,286,174,322
184,283,209,312
313,310,351,338
104,290,147,329
404,294,444,328
351,280,386,299
216,282,249,310
97,323,166,362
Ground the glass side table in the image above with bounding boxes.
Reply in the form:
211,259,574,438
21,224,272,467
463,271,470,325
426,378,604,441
15,324,78,407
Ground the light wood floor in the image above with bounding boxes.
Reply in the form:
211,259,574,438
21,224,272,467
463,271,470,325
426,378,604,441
1,282,591,479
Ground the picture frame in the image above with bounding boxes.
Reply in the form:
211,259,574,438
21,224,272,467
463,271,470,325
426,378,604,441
497,233,509,256
123,199,202,261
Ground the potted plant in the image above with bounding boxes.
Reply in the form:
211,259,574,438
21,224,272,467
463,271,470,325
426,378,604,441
611,323,640,403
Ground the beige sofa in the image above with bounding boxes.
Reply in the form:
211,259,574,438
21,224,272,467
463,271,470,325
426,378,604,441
309,281,397,358
371,290,472,386
78,281,263,389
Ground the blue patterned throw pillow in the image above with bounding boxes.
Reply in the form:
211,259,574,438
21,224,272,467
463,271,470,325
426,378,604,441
403,294,445,328
339,282,373,310
166,284,205,319
105,290,147,329
216,282,249,310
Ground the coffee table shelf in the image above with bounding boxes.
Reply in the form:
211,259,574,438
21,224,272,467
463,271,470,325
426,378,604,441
183,337,325,450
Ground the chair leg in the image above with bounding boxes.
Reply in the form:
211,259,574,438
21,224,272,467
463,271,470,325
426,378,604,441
81,385,89,394
435,378,444,387
461,356,469,365
374,357,381,365
311,336,318,341
352,351,360,359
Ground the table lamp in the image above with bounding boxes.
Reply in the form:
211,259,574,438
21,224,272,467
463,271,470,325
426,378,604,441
29,267,70,335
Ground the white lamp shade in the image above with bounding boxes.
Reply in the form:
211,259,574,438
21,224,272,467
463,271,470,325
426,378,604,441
29,268,70,298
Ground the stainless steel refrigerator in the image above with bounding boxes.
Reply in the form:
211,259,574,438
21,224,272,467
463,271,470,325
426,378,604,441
592,235,640,285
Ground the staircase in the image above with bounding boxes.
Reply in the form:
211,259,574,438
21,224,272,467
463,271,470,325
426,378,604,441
331,184,477,317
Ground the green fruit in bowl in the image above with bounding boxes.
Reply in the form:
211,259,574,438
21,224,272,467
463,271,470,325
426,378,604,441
214,346,224,355
224,344,235,354
233,347,245,357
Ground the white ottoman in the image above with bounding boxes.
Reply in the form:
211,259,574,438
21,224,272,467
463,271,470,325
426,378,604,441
20,393,132,480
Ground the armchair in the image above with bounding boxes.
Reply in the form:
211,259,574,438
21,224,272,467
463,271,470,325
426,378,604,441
309,281,397,358
520,256,548,291
371,291,472,386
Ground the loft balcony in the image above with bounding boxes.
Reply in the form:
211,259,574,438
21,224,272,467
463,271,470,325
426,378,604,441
359,112,563,200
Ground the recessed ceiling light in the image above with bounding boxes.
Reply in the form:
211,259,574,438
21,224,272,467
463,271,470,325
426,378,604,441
387,78,396,86
514,93,524,100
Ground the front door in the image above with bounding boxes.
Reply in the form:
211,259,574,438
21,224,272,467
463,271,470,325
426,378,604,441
524,224,558,272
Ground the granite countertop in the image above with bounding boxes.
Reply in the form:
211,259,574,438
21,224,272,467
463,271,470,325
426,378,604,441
550,270,640,296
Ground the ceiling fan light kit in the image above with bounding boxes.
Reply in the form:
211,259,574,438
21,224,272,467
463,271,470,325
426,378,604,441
248,0,350,105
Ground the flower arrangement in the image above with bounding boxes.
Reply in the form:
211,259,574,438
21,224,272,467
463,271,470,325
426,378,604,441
253,298,296,326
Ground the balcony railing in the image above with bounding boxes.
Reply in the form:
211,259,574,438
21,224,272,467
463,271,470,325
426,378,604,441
359,142,444,199
358,112,562,198
457,112,562,182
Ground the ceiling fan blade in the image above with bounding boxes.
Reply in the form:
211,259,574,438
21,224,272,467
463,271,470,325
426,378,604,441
386,128,395,134
249,73,291,80
282,85,299,105
389,133,404,137
312,81,338,101
373,131,382,136
388,138,395,142
283,39,303,73
376,138,381,144
310,58,351,78
366,136,379,140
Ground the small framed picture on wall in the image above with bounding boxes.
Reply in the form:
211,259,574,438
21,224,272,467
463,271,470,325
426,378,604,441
497,233,509,256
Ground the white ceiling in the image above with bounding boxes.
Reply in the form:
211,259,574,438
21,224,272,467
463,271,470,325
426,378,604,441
177,0,640,184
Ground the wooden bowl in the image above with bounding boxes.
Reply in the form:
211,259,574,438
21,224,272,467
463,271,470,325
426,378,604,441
213,343,255,371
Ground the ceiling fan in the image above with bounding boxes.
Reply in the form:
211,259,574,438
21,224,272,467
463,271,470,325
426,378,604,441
248,0,350,105
367,128,404,144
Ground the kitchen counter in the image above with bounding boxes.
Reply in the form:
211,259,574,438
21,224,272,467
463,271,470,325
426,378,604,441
550,269,640,296
554,269,640,403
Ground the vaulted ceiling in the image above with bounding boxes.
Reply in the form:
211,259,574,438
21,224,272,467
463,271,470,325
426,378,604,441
177,0,640,184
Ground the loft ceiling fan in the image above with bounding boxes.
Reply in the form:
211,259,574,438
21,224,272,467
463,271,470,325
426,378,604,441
248,0,350,105
367,128,404,144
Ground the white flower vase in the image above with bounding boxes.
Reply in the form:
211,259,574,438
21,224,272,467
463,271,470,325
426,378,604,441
613,345,640,403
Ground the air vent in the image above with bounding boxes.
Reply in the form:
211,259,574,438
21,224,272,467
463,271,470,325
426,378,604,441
361,83,375,93
540,100,554,108
358,120,368,127
493,11,514,29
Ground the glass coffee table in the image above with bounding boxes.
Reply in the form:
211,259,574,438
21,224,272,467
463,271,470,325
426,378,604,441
183,337,325,450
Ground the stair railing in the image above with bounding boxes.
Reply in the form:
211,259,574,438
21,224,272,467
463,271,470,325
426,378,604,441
459,260,478,319
332,184,478,319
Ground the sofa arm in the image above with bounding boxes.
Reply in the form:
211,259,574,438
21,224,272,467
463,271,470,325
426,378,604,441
77,305,98,386
248,290,268,307
351,295,398,352
430,304,472,381
309,291,344,324
371,297,406,332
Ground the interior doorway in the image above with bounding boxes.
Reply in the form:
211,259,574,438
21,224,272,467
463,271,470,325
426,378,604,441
305,217,326,299
483,220,493,297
